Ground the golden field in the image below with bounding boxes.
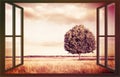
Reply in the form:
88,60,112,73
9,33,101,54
5,57,114,74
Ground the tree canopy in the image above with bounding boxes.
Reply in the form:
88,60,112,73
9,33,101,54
64,25,96,55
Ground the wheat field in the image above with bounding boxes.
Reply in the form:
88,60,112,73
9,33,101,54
5,57,114,74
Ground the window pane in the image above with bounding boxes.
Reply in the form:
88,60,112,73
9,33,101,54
107,37,115,70
15,37,21,65
107,3,115,35
99,37,105,65
15,7,21,35
99,7,105,35
5,3,13,35
5,37,13,70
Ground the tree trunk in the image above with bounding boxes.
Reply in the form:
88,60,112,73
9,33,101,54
78,53,81,60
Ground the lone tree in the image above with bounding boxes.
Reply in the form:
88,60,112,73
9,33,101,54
64,25,96,59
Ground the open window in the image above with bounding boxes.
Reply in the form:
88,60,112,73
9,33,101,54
97,3,115,72
0,0,119,75
5,2,24,71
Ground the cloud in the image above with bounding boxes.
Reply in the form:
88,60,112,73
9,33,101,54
16,3,105,23
24,7,39,19
73,3,105,10
25,40,64,47
22,3,98,25
39,42,64,47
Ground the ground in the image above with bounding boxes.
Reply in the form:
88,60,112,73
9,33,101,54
5,56,113,74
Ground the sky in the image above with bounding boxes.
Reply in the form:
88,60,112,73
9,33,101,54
5,3,115,56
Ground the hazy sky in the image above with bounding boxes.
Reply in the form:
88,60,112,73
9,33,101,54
5,3,115,56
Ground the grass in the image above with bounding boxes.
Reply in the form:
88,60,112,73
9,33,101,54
5,57,114,74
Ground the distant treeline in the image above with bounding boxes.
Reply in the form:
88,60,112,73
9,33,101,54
5,55,115,60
